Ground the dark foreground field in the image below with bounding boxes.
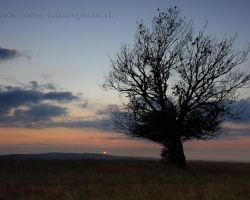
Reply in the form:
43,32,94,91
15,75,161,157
0,159,249,200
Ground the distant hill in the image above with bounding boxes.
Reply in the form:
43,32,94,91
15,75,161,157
0,152,158,161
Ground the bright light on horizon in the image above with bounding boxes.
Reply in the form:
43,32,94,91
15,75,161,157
103,151,107,154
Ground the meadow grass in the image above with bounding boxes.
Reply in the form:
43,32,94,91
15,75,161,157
0,159,249,200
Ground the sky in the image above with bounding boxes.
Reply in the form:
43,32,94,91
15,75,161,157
0,0,250,162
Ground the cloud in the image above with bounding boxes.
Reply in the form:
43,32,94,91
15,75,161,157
96,109,110,115
0,86,79,115
27,81,57,92
29,81,39,90
79,100,88,108
15,104,68,118
43,92,79,102
0,104,68,128
228,128,250,137
55,118,112,131
0,46,30,62
0,81,116,131
0,114,113,130
0,47,18,60
226,98,250,123
215,126,250,140
103,136,129,140
0,89,43,114
95,104,118,116
0,82,81,128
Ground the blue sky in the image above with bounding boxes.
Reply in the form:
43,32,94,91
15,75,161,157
0,0,250,161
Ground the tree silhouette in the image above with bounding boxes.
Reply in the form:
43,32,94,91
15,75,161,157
101,6,250,166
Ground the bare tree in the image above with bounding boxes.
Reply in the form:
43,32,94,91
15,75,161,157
101,6,250,166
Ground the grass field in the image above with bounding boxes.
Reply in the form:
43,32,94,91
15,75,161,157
0,159,249,200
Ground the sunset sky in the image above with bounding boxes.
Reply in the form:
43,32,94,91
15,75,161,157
0,0,250,161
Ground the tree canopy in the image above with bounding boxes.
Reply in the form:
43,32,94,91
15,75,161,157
101,6,250,166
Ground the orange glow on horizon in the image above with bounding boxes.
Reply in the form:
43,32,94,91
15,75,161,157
0,127,249,153
0,127,159,148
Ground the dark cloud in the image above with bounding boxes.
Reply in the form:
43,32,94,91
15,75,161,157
55,118,112,131
0,103,68,129
0,78,111,129
0,81,81,128
0,113,52,128
0,46,30,62
46,83,57,91
217,127,250,139
79,101,88,108
0,112,113,130
0,47,18,60
29,81,39,90
0,81,113,130
0,89,43,114
15,104,68,118
228,128,250,137
95,104,118,116
27,81,57,92
103,136,129,140
96,109,109,115
0,102,69,129
0,87,79,115
43,92,79,102
226,98,250,123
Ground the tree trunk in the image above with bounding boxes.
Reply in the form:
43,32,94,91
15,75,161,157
161,135,186,167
